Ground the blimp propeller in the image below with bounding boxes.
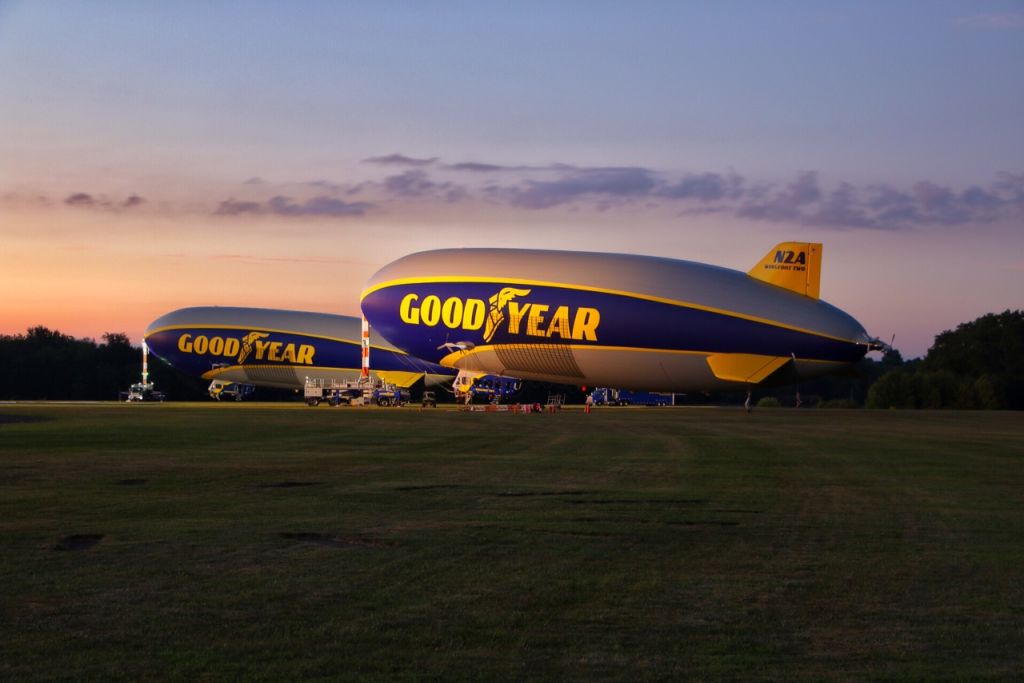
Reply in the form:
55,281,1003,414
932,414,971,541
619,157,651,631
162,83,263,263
866,334,895,354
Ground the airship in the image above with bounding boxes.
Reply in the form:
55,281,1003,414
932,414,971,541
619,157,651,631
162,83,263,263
360,242,881,392
144,306,455,396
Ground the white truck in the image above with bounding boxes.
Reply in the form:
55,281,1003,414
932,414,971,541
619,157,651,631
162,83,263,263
303,377,410,407
120,382,166,402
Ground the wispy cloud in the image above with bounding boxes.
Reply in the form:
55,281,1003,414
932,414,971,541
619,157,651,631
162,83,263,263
215,195,372,217
445,161,565,173
362,153,437,167
491,167,657,209
738,171,823,223
214,199,262,215
446,161,508,172
9,159,1024,231
304,179,346,193
953,13,1024,30
65,192,95,207
381,170,444,197
735,172,1022,230
62,192,145,210
355,169,469,203
656,172,744,202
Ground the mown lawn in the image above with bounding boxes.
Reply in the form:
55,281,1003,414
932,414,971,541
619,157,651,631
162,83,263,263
2,404,1023,681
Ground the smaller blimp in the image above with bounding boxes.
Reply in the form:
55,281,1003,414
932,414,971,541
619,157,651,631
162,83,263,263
360,243,881,392
144,306,456,395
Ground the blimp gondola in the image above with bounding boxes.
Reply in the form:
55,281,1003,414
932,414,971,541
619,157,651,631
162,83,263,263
144,306,456,397
359,243,881,392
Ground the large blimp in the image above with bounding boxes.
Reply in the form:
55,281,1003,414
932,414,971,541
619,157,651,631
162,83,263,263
144,306,455,391
360,243,880,392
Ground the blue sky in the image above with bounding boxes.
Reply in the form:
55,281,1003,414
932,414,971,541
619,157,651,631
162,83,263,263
1,1,1022,356
4,1,1022,181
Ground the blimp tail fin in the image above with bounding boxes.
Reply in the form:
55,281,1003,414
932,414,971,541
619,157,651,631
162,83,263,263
748,242,822,299
707,353,791,384
376,370,425,388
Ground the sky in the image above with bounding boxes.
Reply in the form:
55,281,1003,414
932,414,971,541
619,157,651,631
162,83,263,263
1,1,1022,359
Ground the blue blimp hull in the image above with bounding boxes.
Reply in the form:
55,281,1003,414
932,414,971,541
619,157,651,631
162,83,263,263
360,246,877,392
144,306,455,390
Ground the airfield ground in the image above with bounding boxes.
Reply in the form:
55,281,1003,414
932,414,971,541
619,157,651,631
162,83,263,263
1,404,1023,681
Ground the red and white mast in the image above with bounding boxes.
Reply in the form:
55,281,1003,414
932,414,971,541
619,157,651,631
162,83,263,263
361,316,370,379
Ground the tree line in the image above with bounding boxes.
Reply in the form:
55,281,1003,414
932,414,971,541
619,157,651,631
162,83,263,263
1,310,1020,407
864,310,1023,410
0,327,209,400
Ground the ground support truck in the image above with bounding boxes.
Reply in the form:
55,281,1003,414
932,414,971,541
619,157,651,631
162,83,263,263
303,377,409,407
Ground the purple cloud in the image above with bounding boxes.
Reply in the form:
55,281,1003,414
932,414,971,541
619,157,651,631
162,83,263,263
215,196,372,217
215,199,262,215
805,183,876,229
304,179,345,193
738,171,822,222
65,192,95,207
362,153,437,167
498,167,658,209
61,192,145,211
447,162,508,172
656,172,743,201
267,195,372,216
358,160,1024,228
376,169,470,203
382,170,440,197
445,161,564,173
27,156,1024,232
732,172,1024,230
994,172,1024,204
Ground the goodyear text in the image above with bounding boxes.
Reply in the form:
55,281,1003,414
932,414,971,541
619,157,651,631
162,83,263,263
399,290,600,342
177,332,315,365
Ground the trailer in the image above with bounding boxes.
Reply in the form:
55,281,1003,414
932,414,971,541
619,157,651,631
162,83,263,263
207,380,255,401
372,384,410,407
304,378,362,406
589,387,674,406
303,377,408,407
453,371,522,404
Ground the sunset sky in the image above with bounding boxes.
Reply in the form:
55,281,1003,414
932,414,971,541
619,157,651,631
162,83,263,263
2,2,1022,358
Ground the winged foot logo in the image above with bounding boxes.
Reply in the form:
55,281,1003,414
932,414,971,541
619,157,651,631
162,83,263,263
398,287,600,342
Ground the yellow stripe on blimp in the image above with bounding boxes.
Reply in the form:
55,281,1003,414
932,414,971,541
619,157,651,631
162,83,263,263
439,344,846,372
361,276,857,345
203,365,425,388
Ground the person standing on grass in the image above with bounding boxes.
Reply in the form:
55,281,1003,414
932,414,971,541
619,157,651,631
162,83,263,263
585,393,593,414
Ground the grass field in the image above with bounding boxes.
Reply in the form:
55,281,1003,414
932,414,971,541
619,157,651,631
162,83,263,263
2,404,1023,681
